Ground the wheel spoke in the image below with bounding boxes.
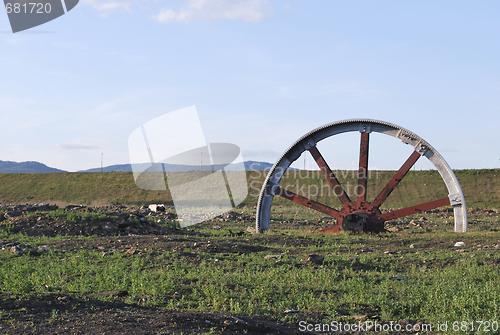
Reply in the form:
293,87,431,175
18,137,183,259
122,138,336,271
357,132,369,203
379,197,450,221
257,119,467,234
308,146,352,206
274,185,341,220
371,150,421,208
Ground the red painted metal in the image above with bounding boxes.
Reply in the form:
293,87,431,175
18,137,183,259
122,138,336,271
319,225,342,234
274,185,341,220
308,145,352,206
378,197,450,221
370,150,421,208
273,134,451,234
357,132,369,203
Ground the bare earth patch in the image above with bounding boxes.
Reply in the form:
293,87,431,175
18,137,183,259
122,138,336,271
0,204,499,334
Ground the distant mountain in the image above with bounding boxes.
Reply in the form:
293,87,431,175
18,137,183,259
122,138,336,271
0,159,293,173
0,160,66,173
79,160,285,172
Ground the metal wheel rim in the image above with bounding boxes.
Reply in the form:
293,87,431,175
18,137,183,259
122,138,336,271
256,118,467,233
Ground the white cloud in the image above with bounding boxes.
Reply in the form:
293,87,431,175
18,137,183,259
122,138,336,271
81,0,133,12
155,0,271,23
80,0,271,22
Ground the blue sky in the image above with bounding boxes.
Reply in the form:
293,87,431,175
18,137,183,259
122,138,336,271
1,0,499,172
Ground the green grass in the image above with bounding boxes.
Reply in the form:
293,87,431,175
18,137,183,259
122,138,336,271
0,169,499,332
0,169,499,209
0,210,499,333
0,172,173,206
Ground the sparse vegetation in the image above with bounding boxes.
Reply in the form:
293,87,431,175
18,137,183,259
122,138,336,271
0,169,499,208
0,170,498,333
0,205,499,333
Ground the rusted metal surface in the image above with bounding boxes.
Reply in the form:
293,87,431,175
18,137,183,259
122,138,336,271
274,185,341,220
378,197,451,221
308,145,351,206
319,225,342,234
256,119,468,234
357,132,369,204
370,150,421,208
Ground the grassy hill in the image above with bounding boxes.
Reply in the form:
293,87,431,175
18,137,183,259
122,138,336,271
0,169,498,209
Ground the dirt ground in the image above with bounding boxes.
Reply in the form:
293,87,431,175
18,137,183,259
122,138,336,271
0,293,430,335
0,293,303,335
0,204,498,334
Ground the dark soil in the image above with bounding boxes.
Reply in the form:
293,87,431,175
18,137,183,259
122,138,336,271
1,204,204,238
0,292,432,335
0,204,498,334
0,293,303,334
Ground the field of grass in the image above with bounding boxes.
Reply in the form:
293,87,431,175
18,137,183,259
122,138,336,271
0,169,499,209
0,170,499,333
0,208,499,334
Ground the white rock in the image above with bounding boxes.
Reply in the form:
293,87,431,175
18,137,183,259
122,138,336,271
454,242,465,247
148,204,165,212
284,309,299,314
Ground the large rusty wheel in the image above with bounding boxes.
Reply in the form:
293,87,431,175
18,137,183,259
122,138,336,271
256,119,467,233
